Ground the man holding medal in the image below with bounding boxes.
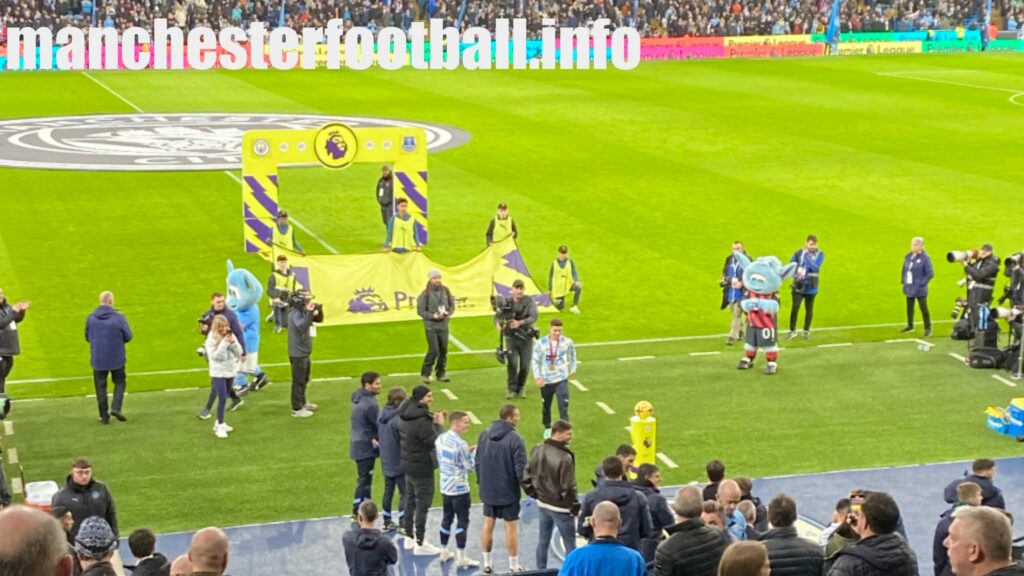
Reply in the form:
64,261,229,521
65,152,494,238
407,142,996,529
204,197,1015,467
532,318,577,439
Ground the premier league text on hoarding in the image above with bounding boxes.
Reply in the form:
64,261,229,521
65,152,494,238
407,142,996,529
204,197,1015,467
4,18,640,71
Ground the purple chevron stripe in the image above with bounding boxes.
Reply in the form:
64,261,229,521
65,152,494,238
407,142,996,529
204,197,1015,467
418,171,428,182
245,240,261,254
245,205,273,243
244,176,278,219
292,267,311,292
493,282,513,298
395,172,428,216
502,249,530,275
414,221,428,245
268,174,279,186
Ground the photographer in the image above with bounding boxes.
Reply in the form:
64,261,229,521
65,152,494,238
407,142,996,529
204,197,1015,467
788,235,825,340
267,255,298,334
288,290,324,418
720,241,748,346
494,279,539,400
964,244,999,311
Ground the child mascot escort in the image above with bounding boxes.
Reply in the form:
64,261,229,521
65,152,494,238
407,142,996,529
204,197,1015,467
734,255,797,375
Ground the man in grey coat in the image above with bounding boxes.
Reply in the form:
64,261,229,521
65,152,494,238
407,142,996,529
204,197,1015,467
85,292,133,425
417,270,455,384
0,287,30,420
287,291,323,418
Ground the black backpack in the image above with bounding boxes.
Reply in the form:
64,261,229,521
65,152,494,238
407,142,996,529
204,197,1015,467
951,318,973,340
970,347,1007,369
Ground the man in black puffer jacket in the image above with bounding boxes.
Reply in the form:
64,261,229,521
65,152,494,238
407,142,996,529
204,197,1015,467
398,385,446,552
655,485,727,576
634,463,675,562
579,456,653,552
343,501,398,576
50,458,118,542
761,493,824,576
828,491,918,576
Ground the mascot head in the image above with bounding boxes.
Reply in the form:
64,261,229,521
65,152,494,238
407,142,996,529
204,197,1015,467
736,253,797,295
226,259,264,311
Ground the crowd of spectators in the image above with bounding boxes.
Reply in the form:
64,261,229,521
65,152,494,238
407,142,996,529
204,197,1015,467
0,0,1005,41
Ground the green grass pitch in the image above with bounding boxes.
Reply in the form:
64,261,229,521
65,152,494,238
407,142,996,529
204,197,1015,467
0,53,1023,533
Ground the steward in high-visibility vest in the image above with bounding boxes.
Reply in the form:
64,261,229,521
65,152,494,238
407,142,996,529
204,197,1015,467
485,202,518,246
272,210,305,256
267,254,299,333
384,198,421,253
549,245,582,314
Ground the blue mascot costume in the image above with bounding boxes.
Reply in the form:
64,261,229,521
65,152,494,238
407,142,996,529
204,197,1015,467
226,260,269,391
734,254,796,375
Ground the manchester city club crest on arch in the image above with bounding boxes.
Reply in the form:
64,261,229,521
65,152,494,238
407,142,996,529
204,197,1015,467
402,135,417,153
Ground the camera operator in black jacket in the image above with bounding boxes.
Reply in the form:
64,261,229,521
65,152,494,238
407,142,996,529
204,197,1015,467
494,279,539,400
964,244,1000,311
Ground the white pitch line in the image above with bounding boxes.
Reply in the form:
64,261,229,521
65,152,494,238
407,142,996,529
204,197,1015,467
570,379,588,392
913,339,932,347
7,448,18,465
441,388,458,400
163,387,200,393
3,421,12,436
12,398,44,403
992,374,1018,388
311,376,353,383
448,334,472,353
876,71,1022,94
949,352,967,362
884,339,914,343
624,426,631,431
656,452,679,469
818,343,853,348
619,356,656,362
11,478,22,495
465,411,482,425
689,351,721,357
82,72,145,112
596,402,615,414
389,372,421,378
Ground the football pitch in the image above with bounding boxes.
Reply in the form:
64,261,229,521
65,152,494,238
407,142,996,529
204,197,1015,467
1,53,1024,533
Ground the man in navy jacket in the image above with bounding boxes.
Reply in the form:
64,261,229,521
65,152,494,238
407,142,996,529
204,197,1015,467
85,292,132,424
901,237,934,337
350,371,382,520
476,404,527,573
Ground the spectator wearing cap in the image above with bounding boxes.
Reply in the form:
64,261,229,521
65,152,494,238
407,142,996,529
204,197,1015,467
417,270,455,384
375,165,394,228
760,494,824,576
398,384,447,555
0,505,75,576
129,528,170,576
549,245,583,314
654,485,727,576
272,210,305,257
495,277,538,400
532,318,577,437
51,458,118,543
486,202,518,246
383,198,421,253
74,516,119,576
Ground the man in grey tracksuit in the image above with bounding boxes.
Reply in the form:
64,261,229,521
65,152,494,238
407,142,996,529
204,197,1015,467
417,270,455,384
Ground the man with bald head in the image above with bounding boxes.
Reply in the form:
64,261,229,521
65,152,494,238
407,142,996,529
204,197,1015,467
0,505,74,576
86,291,133,424
655,485,727,576
187,527,229,575
944,506,1024,576
560,501,646,576
716,479,747,542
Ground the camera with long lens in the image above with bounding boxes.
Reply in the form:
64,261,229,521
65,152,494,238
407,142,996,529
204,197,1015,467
947,250,980,264
990,306,1023,322
951,297,969,319
491,295,539,365
1005,253,1024,271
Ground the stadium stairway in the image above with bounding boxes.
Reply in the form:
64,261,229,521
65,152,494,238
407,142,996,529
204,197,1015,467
122,457,1024,575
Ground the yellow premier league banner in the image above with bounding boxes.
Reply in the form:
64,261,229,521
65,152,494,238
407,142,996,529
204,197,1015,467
280,237,554,326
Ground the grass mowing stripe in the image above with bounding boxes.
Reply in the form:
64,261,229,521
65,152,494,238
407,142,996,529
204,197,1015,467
992,374,1018,388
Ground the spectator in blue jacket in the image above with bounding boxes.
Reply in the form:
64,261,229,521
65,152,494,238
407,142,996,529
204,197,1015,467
901,237,934,337
560,501,646,576
943,459,1005,509
377,387,406,532
85,291,133,425
476,404,527,574
350,371,382,521
579,456,653,552
788,235,825,340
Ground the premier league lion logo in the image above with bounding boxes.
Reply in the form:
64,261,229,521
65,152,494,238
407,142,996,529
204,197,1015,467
348,287,389,314
324,130,348,160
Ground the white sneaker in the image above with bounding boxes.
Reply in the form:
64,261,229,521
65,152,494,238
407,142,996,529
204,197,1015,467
214,425,228,439
570,305,581,314
413,541,442,555
439,550,455,563
292,408,314,418
303,403,319,412
214,422,233,433
457,557,480,569
402,537,415,550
